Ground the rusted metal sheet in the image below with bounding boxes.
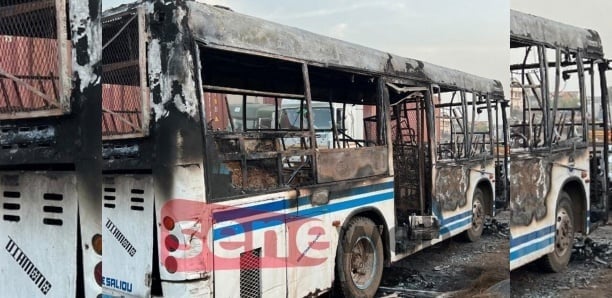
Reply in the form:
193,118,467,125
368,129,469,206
316,146,388,183
434,165,469,211
509,157,551,226
102,84,142,136
0,0,73,119
185,2,503,95
511,10,604,59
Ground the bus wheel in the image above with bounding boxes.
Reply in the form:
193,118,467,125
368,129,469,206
541,191,574,272
463,188,485,242
336,217,383,298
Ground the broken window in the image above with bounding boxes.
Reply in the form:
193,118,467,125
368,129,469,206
510,45,589,149
0,0,70,119
101,7,148,139
199,47,388,200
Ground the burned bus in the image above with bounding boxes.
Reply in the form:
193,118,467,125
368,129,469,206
509,10,609,271
0,0,102,297
100,1,506,297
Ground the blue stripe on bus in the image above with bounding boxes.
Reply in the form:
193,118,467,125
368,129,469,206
213,181,394,222
213,188,394,240
509,233,554,261
509,225,555,247
439,214,472,236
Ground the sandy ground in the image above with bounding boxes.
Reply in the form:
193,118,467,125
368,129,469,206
510,223,612,298
376,211,511,297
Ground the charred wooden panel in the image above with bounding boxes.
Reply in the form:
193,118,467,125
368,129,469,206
434,165,469,211
509,157,551,226
316,146,388,183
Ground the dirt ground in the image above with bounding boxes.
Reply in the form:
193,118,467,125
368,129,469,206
510,223,612,298
376,211,511,297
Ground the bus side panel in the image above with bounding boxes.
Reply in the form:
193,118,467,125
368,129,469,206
211,193,289,297
289,178,395,297
509,150,589,270
102,175,154,297
0,171,77,297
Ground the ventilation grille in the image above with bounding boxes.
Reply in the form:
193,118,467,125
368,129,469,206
130,188,145,211
2,190,20,222
240,248,261,298
42,193,63,226
103,187,116,209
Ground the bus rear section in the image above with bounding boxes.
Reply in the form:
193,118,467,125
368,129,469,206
509,10,609,271
0,0,102,297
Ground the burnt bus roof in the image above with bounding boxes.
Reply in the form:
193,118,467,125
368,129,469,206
102,1,503,97
511,9,604,59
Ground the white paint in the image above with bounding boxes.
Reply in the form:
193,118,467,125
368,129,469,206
102,175,155,297
0,172,78,298
70,1,101,92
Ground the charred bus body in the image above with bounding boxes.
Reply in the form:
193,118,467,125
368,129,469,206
509,10,609,271
0,0,102,297
101,1,506,296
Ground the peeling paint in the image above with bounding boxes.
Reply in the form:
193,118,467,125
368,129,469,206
434,165,469,211
509,157,551,226
71,0,102,92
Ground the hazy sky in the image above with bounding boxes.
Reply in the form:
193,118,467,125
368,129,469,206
103,0,509,93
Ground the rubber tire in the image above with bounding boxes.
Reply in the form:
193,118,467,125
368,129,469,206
463,188,485,242
335,217,384,298
540,191,574,272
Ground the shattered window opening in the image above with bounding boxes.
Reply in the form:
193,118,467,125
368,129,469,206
101,7,148,139
0,0,70,119
200,47,387,201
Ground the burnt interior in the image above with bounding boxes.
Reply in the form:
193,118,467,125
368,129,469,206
199,47,386,200
510,38,609,219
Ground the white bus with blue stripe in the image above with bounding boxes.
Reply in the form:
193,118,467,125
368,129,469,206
100,1,506,297
509,10,609,272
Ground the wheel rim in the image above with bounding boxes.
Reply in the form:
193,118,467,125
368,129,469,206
349,236,377,289
472,198,484,232
554,207,573,257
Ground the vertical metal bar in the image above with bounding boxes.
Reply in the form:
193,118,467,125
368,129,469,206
225,95,234,132
378,78,393,176
301,63,317,179
461,91,469,157
550,48,561,145
591,60,595,143
274,97,279,130
598,61,609,216
138,5,149,135
342,103,347,148
575,52,588,143
328,99,337,148
485,95,494,151
469,92,476,156
417,98,425,214
537,45,550,147
56,0,69,113
242,94,247,131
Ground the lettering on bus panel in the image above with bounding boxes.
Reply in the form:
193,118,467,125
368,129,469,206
101,276,133,294
510,158,551,226
105,218,137,257
159,199,342,272
5,237,53,295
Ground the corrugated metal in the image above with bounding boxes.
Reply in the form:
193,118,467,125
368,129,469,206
0,35,60,113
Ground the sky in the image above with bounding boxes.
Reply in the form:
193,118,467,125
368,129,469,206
103,0,509,95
